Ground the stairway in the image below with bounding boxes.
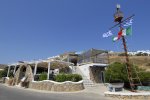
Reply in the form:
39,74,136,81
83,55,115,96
82,77,95,87
74,65,95,87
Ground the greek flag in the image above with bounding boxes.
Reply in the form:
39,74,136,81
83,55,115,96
102,30,113,38
124,18,133,26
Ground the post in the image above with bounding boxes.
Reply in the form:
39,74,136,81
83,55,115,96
34,63,38,76
67,54,70,62
13,65,17,75
120,23,134,91
47,62,51,80
7,65,11,77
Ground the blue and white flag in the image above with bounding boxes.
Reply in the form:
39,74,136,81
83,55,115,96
124,18,133,27
102,30,113,38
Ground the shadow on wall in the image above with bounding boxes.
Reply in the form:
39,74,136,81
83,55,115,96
89,66,105,83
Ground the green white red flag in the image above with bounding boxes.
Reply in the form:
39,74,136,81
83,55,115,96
122,26,132,36
112,26,132,42
112,30,122,42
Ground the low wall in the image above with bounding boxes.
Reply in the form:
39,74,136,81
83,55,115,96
4,77,13,86
105,91,150,100
29,80,84,92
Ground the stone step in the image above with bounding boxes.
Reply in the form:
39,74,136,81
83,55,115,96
83,79,95,87
74,66,95,87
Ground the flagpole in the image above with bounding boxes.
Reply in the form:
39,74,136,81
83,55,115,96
120,23,135,91
114,4,135,92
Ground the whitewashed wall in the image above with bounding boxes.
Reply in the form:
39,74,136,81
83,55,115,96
77,64,90,79
77,63,108,80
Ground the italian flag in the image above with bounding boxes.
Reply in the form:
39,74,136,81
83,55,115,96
122,26,132,36
112,30,122,42
113,26,132,42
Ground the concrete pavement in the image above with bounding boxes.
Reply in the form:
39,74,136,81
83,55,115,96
0,84,111,100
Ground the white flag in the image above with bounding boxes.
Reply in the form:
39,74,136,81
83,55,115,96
122,29,127,36
124,18,133,27
102,30,113,38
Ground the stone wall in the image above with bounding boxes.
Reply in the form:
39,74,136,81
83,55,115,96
4,77,10,84
4,77,14,86
25,65,34,83
105,92,150,100
29,80,84,92
13,64,33,85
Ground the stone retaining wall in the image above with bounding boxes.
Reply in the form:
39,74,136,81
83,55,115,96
4,77,9,84
4,77,13,86
105,92,150,100
29,80,84,92
14,64,33,85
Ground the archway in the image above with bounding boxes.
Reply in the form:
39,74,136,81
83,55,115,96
13,64,34,87
18,65,26,81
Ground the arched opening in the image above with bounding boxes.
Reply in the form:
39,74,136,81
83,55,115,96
19,65,26,80
17,65,27,87
14,64,33,87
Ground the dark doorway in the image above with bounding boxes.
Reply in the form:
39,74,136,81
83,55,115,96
101,71,105,83
89,66,105,83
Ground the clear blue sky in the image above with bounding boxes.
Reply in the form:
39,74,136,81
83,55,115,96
0,0,150,64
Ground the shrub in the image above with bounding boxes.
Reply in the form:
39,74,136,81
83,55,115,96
0,70,7,78
0,71,3,78
70,74,82,82
105,62,150,86
55,73,66,82
39,72,47,81
139,71,150,82
135,52,148,56
105,62,128,83
8,72,14,78
55,74,82,82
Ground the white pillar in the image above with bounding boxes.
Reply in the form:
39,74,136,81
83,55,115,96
34,63,38,76
13,65,17,75
47,62,51,80
67,55,70,62
7,65,11,77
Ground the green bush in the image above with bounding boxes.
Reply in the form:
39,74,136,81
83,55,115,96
105,62,128,83
0,70,7,78
0,71,3,78
55,73,66,82
105,62,150,83
135,52,148,56
139,71,150,82
55,73,82,82
70,74,82,82
8,72,14,78
39,72,47,81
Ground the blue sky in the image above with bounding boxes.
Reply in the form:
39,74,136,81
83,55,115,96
0,0,150,64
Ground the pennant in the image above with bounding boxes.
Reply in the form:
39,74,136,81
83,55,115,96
124,18,133,26
102,30,113,38
117,30,122,40
122,26,132,36
112,36,118,42
112,30,122,42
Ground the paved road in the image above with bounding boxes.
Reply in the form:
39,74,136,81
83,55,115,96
0,84,111,100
